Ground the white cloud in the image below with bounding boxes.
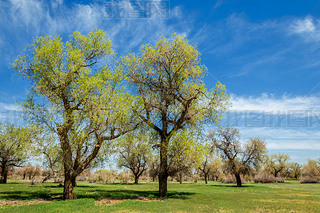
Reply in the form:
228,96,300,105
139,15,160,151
290,16,320,42
239,127,320,150
230,94,320,112
0,102,21,111
0,0,187,57
51,0,63,10
291,16,316,33
267,141,320,150
9,0,44,29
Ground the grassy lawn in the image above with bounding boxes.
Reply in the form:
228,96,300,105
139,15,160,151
0,180,319,212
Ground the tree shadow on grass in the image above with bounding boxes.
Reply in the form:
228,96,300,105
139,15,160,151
208,184,255,188
0,189,194,201
0,190,61,200
77,189,194,200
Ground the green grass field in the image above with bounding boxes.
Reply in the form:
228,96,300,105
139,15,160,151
0,180,319,212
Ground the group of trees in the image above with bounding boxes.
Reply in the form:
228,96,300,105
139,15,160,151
1,29,318,200
6,29,228,199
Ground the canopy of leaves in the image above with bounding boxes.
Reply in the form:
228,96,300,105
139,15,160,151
0,123,35,168
12,29,138,175
122,34,229,138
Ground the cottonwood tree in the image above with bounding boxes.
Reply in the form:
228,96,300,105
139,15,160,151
287,162,301,180
210,127,267,187
167,130,202,184
0,123,35,184
198,144,221,184
123,34,228,196
301,159,320,182
116,131,151,184
36,134,63,183
13,30,138,199
24,164,41,185
148,153,159,182
264,153,290,177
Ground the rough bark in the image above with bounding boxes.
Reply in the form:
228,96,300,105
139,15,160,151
42,175,50,183
204,174,208,184
0,164,8,184
179,172,183,184
134,175,139,184
235,173,242,187
63,172,77,200
72,178,77,187
159,137,168,197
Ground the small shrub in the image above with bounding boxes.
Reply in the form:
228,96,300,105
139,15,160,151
253,172,285,183
253,172,276,183
118,172,131,183
275,177,285,183
300,176,319,183
223,174,236,183
222,174,247,184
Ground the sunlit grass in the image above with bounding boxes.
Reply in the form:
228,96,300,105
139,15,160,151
0,180,319,212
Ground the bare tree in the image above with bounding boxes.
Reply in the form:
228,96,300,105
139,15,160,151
210,127,267,187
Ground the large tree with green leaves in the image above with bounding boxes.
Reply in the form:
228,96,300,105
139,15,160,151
210,127,267,187
0,123,35,184
13,30,138,199
123,34,228,196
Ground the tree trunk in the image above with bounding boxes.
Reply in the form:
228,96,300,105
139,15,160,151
72,177,77,187
0,164,8,184
235,173,242,187
63,171,77,200
134,175,139,184
159,137,168,197
42,175,50,183
179,172,183,184
204,173,208,184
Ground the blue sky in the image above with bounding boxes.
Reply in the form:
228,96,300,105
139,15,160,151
0,0,320,164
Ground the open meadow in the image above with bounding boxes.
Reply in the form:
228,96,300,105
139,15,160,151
1,180,319,212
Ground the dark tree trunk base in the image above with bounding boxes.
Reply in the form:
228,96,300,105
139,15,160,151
235,173,242,187
134,176,139,184
63,174,77,200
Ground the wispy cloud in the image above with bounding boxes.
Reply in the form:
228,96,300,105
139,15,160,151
230,94,320,112
239,127,320,151
0,102,20,111
0,0,187,62
289,16,320,42
291,16,316,33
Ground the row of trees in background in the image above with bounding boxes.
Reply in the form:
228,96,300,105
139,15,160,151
1,122,320,188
